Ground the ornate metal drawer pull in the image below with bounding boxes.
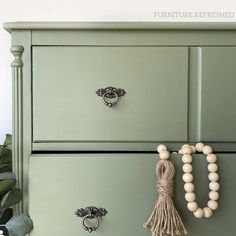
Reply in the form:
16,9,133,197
75,206,108,233
96,86,126,107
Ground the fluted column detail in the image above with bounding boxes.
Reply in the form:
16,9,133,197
11,45,24,213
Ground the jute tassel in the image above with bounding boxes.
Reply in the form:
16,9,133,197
143,159,187,236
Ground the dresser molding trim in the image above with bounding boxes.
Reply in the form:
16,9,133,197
31,30,236,46
4,21,236,32
32,142,236,153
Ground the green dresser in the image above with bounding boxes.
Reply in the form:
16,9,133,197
3,22,236,236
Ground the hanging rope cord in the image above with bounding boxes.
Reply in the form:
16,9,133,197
157,160,175,197
144,160,187,236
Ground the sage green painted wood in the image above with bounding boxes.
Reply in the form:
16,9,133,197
29,153,231,236
33,46,188,142
5,24,236,230
188,47,200,142
5,22,236,32
11,30,32,214
6,23,236,152
198,47,236,142
11,45,24,213
5,22,236,33
32,30,236,46
32,141,236,152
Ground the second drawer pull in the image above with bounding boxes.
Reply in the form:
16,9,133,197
75,206,108,233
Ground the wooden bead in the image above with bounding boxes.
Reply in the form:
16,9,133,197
182,144,190,149
187,202,198,212
183,173,193,183
195,142,204,152
182,154,192,163
185,192,196,202
182,163,193,173
159,150,170,160
191,145,196,154
202,145,213,155
157,144,167,153
209,191,219,201
178,149,183,154
184,183,195,192
203,207,213,218
208,172,219,182
182,146,192,154
194,208,204,218
207,200,218,210
209,182,220,191
206,154,217,163
208,163,218,172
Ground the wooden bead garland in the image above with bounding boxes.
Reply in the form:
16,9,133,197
180,143,220,219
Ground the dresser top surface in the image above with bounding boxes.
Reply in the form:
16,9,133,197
4,21,236,32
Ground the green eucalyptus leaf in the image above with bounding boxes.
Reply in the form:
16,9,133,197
0,208,13,224
0,173,16,180
0,148,12,166
0,179,16,197
0,205,3,214
4,134,12,150
1,188,22,209
0,165,12,173
6,214,33,236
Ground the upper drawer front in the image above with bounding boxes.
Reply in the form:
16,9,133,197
32,46,188,143
198,47,236,142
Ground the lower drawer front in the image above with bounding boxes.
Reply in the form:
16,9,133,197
29,154,232,236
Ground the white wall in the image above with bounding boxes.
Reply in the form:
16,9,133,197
0,0,236,143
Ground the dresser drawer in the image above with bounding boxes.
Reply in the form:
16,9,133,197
32,46,188,144
28,153,233,236
198,47,236,142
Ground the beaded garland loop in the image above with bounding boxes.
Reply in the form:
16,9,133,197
179,143,220,219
